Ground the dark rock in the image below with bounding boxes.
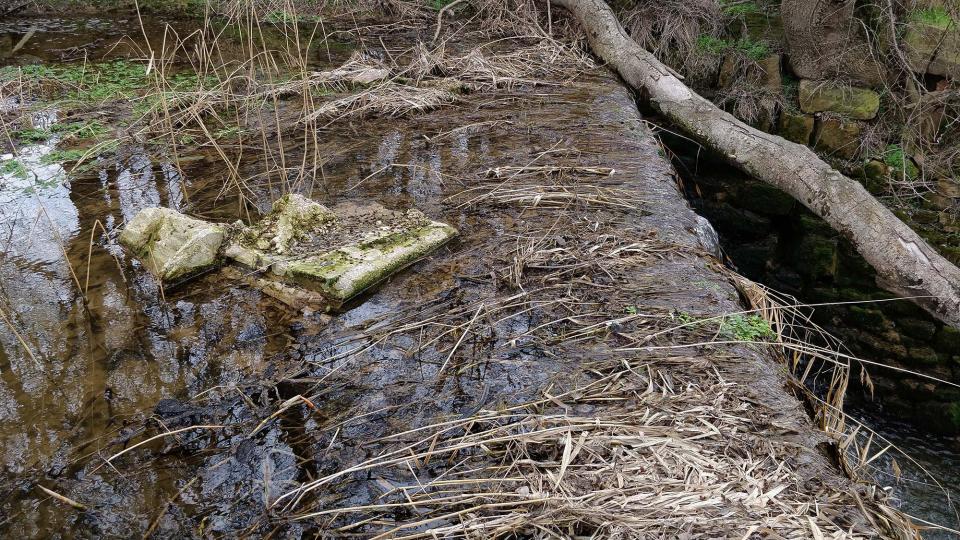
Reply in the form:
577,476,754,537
934,326,960,351
735,182,796,216
846,306,887,327
897,318,938,341
795,234,838,279
907,346,941,365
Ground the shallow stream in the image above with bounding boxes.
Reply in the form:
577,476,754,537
1,12,958,538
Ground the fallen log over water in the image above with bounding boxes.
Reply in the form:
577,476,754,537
550,0,960,329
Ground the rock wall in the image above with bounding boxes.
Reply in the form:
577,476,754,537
685,160,960,435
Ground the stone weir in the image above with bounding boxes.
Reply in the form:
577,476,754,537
94,60,915,537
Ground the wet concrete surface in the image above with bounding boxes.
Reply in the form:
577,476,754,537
0,15,923,538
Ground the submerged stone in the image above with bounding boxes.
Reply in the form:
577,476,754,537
119,207,225,282
120,194,457,303
798,80,880,120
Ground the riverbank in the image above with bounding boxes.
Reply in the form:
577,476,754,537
0,7,924,537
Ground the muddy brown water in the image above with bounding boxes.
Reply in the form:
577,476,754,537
0,14,957,538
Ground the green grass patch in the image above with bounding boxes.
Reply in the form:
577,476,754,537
430,0,458,10
1,60,149,102
13,128,52,143
720,314,775,341
39,149,88,165
673,311,775,341
720,0,761,17
696,35,770,61
913,6,954,28
51,120,110,141
1,159,29,179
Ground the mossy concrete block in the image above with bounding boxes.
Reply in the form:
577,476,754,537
778,111,815,145
814,118,862,160
225,194,459,305
252,194,336,254
904,20,960,77
798,80,880,120
119,207,224,282
279,223,457,302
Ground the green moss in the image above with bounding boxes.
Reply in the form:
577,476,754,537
39,149,88,165
13,128,51,143
1,159,29,179
948,402,960,432
883,144,920,180
913,6,954,29
696,35,770,61
1,60,148,103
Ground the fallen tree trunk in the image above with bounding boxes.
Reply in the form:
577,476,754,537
550,0,960,329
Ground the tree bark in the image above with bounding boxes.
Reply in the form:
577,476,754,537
550,0,960,329
781,0,885,86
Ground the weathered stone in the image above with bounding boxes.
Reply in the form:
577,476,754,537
278,223,457,302
778,111,815,145
937,177,960,198
225,194,458,304
904,18,960,78
860,159,888,194
798,80,880,120
119,207,225,282
908,346,941,365
249,194,336,254
814,118,862,159
718,54,780,93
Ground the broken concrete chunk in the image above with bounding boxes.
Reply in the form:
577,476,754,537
249,194,336,254
121,193,458,304
119,207,224,282
277,222,458,302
